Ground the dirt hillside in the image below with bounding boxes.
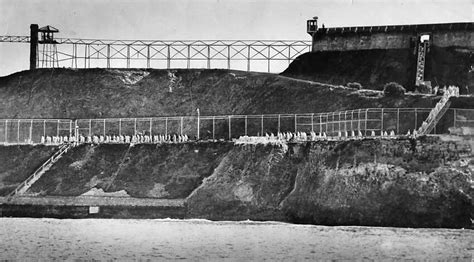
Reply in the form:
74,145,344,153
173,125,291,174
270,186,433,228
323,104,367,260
282,47,473,92
0,68,473,120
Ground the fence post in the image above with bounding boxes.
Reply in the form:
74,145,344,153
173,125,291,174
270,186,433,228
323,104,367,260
365,109,368,136
397,108,400,135
294,114,297,132
74,120,78,142
17,120,20,143
197,115,200,140
332,113,335,135
319,114,322,134
165,117,168,136
180,117,183,135
350,111,353,132
134,118,137,135
344,112,347,132
381,108,384,135
261,115,264,135
358,109,361,132
56,119,59,137
277,114,281,133
150,118,153,136
311,113,314,132
89,119,92,137
103,119,106,137
325,114,328,134
212,116,215,141
69,120,72,137
30,120,33,143
414,108,417,131
119,119,122,136
229,116,232,140
336,113,339,133
453,109,456,128
5,120,8,144
245,116,248,136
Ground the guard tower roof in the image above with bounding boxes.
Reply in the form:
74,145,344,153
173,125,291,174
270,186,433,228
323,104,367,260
38,25,59,33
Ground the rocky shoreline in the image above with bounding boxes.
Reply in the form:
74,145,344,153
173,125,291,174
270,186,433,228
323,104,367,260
1,136,472,228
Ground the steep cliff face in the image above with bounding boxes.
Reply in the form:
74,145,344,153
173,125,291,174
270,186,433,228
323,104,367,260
186,137,472,228
281,140,472,228
186,145,299,221
6,136,472,228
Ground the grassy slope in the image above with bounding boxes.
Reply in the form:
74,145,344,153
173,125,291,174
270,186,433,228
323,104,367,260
2,68,470,120
0,145,58,196
28,143,233,198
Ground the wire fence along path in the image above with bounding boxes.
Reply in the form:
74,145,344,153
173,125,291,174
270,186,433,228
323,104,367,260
0,108,473,145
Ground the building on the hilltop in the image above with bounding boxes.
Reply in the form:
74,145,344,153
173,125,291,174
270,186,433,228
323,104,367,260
306,17,473,88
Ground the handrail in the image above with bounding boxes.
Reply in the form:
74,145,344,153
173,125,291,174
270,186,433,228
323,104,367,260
418,86,459,135
7,143,73,198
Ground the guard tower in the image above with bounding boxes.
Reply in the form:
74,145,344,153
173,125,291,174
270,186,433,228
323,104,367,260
37,25,59,68
307,16,318,36
307,17,318,52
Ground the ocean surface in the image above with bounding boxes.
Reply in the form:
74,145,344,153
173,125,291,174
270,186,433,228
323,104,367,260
0,218,472,261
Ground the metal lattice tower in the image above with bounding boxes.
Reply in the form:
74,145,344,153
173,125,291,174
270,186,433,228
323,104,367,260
37,25,60,68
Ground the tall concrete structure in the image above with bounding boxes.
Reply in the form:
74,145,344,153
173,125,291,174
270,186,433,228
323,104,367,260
29,24,39,70
307,20,474,51
306,19,473,87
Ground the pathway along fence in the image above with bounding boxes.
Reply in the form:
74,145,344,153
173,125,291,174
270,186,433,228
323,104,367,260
0,108,473,144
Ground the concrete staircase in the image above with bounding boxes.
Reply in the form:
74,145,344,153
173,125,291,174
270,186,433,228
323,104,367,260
7,143,74,198
418,86,459,135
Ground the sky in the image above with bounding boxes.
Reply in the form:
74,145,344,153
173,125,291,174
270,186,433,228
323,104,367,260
0,0,472,76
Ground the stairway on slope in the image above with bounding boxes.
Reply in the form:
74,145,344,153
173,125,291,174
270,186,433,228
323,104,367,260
7,143,74,198
418,86,459,135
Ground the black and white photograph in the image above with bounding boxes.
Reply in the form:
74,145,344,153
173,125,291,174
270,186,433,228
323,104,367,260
0,0,473,260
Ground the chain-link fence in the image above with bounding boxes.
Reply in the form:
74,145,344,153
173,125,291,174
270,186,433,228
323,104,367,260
453,109,474,128
0,119,73,144
0,108,472,144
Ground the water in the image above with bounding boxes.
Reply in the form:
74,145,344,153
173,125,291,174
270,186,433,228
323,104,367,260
0,218,472,261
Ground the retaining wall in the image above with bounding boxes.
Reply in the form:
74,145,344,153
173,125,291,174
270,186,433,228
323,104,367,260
312,23,474,51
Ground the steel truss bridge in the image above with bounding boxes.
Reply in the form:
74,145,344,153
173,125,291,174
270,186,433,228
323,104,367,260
0,36,311,73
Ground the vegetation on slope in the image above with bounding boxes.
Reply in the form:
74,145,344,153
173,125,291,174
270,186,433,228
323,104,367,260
28,143,232,198
0,145,58,196
15,136,472,228
2,68,472,120
282,47,473,93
